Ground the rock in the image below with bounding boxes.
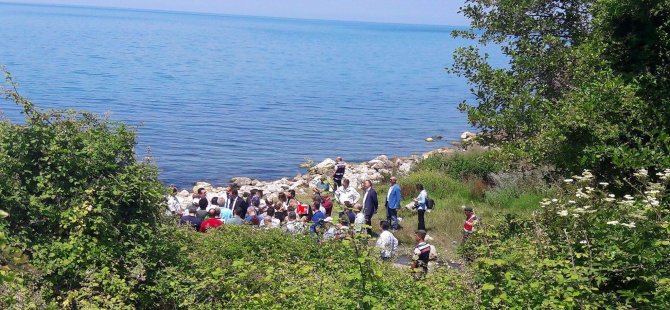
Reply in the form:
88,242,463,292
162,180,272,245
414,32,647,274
178,190,190,198
251,179,260,186
399,162,413,174
372,155,389,162
192,182,213,194
425,137,434,142
310,158,336,174
289,180,306,190
461,131,476,141
231,177,253,186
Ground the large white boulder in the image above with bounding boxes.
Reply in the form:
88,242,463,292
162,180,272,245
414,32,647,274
231,177,253,186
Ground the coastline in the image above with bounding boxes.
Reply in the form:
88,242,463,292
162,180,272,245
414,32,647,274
174,132,477,205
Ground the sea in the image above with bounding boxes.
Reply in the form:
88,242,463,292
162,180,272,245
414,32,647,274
0,3,502,188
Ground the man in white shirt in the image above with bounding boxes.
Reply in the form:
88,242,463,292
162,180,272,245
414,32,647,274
335,178,360,205
375,220,398,260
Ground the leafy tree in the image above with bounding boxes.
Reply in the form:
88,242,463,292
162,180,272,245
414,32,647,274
0,69,179,308
452,0,670,180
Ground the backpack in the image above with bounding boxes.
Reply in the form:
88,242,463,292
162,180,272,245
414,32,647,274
426,197,435,210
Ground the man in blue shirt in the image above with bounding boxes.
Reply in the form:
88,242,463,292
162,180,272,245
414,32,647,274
385,176,402,230
179,208,203,231
310,202,325,233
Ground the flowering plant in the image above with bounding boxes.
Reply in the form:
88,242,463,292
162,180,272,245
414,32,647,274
462,169,670,308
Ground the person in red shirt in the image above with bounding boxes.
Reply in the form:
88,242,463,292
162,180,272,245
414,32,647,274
200,208,224,232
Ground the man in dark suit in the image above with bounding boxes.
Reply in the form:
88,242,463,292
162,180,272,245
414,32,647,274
226,189,246,211
362,180,378,236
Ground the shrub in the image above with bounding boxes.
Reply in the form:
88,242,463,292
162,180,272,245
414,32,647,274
416,149,502,181
0,80,182,308
462,169,670,308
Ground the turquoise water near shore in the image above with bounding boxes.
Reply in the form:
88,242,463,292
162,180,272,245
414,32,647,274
0,3,501,187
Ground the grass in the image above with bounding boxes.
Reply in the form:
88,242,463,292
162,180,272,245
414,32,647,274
298,149,552,260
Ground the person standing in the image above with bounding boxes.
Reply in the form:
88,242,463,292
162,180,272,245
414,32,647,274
226,189,245,211
332,156,346,191
362,180,378,236
413,184,428,231
375,220,398,260
411,230,432,278
385,176,401,230
463,207,479,241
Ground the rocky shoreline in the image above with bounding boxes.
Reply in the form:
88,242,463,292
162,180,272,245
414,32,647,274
174,132,477,205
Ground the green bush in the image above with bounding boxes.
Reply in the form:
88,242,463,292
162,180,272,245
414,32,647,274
398,170,475,201
416,149,502,181
462,170,670,308
152,226,473,309
0,81,182,308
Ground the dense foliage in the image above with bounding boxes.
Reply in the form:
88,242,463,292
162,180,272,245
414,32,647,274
0,73,180,308
150,226,471,309
453,0,670,179
462,170,670,308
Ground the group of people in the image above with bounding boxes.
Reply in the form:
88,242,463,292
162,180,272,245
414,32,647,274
165,156,479,275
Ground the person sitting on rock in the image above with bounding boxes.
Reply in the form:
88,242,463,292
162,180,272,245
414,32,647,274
353,203,366,233
273,202,287,223
334,215,352,240
341,201,356,224
285,211,305,234
225,207,245,225
310,202,326,233
179,207,202,231
200,208,224,232
219,200,234,221
245,207,260,226
315,176,331,192
335,178,360,206
263,207,281,228
196,197,209,220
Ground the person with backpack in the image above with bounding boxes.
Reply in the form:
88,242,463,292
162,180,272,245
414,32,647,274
413,184,428,230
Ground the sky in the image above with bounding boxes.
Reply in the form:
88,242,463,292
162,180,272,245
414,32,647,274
8,0,470,26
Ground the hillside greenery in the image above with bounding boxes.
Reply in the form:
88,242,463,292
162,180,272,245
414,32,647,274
1,0,670,308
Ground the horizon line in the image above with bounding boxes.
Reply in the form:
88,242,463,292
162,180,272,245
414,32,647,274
0,1,471,28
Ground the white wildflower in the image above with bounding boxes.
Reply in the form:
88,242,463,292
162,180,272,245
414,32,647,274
551,199,558,202
579,240,588,244
644,190,660,195
633,169,649,178
557,210,569,217
573,207,585,213
599,182,609,187
608,194,615,198
624,194,634,200
568,200,577,204
572,214,580,218
583,205,591,209
604,198,616,202
564,179,574,183
606,221,620,225
620,222,636,228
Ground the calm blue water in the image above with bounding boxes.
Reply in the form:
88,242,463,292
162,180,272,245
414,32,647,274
0,3,499,188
